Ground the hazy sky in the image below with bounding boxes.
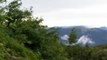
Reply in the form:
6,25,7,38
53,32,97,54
21,0,107,27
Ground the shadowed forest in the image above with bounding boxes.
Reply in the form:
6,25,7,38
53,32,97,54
0,0,107,60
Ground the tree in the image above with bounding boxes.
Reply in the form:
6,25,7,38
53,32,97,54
13,19,68,60
4,0,32,27
0,0,6,3
0,0,71,60
69,28,77,44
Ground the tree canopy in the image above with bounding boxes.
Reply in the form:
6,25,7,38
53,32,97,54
69,28,77,44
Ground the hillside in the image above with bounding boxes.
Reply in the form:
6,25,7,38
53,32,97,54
58,26,107,45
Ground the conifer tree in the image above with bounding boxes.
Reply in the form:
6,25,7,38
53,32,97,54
69,28,77,44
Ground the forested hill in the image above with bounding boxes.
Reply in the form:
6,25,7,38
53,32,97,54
58,26,107,45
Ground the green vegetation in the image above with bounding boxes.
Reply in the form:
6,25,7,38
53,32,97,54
0,0,107,60
0,0,67,60
69,28,77,44
65,45,107,60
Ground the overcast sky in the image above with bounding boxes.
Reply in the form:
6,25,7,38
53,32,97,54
21,0,107,27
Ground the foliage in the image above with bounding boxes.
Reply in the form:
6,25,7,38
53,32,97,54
65,44,107,60
0,27,39,60
0,0,67,60
69,28,77,44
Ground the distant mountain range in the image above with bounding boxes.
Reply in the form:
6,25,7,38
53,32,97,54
57,26,107,46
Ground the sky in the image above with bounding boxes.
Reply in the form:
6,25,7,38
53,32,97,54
21,0,107,27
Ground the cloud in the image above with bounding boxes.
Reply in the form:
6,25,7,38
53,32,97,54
61,35,69,40
36,4,107,27
77,35,95,46
19,0,107,27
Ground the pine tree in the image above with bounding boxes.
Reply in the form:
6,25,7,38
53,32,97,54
69,28,77,44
